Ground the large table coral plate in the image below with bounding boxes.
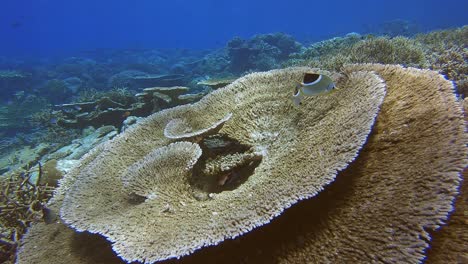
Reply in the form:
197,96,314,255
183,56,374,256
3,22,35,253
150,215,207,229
58,67,386,263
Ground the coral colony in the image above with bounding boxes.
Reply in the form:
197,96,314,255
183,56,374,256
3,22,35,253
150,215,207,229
0,27,467,263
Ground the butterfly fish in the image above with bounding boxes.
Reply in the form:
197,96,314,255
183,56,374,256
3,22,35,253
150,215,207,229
291,72,336,105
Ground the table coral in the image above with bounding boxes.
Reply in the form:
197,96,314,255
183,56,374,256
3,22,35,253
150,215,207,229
57,66,385,263
16,64,466,264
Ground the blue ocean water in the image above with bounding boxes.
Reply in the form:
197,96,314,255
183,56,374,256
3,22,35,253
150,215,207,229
1,0,467,58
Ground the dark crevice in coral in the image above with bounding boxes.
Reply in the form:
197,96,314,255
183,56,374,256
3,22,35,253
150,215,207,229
199,134,251,156
126,192,146,205
214,158,262,192
190,134,262,196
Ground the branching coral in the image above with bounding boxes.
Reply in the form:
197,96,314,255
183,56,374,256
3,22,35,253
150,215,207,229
289,27,467,99
0,168,54,263
416,26,468,97
349,36,427,67
288,36,428,71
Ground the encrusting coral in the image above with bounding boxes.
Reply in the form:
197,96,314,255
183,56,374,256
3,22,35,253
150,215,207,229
56,66,385,263
15,64,467,264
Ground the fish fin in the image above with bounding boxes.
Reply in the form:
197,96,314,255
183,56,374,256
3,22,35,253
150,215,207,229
327,89,338,96
291,93,302,106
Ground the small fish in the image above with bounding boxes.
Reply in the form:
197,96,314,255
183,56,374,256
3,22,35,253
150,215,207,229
291,73,336,105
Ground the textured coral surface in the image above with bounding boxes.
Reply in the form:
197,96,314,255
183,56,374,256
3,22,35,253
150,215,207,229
16,65,467,264
57,67,385,263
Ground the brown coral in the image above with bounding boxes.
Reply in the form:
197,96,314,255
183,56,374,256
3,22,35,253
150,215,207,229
271,64,467,263
424,97,468,264
15,216,123,264
58,67,385,263
425,170,468,264
0,168,54,263
39,159,63,187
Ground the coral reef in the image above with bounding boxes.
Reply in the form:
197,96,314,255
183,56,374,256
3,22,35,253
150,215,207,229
56,66,385,263
196,77,237,90
122,142,202,200
40,79,74,104
227,33,302,73
136,86,205,112
288,35,427,71
53,85,202,129
163,112,232,140
15,222,123,264
75,87,135,104
0,94,50,130
107,70,186,89
0,144,51,175
365,19,420,37
0,168,54,263
189,49,230,76
47,125,118,162
54,96,139,129
37,159,62,187
14,64,467,264
3,26,468,264
132,74,186,87
0,70,31,101
269,64,466,263
1,125,120,263
107,70,149,88
425,169,468,263
288,27,466,100
51,85,203,130
349,36,427,66
416,26,468,97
